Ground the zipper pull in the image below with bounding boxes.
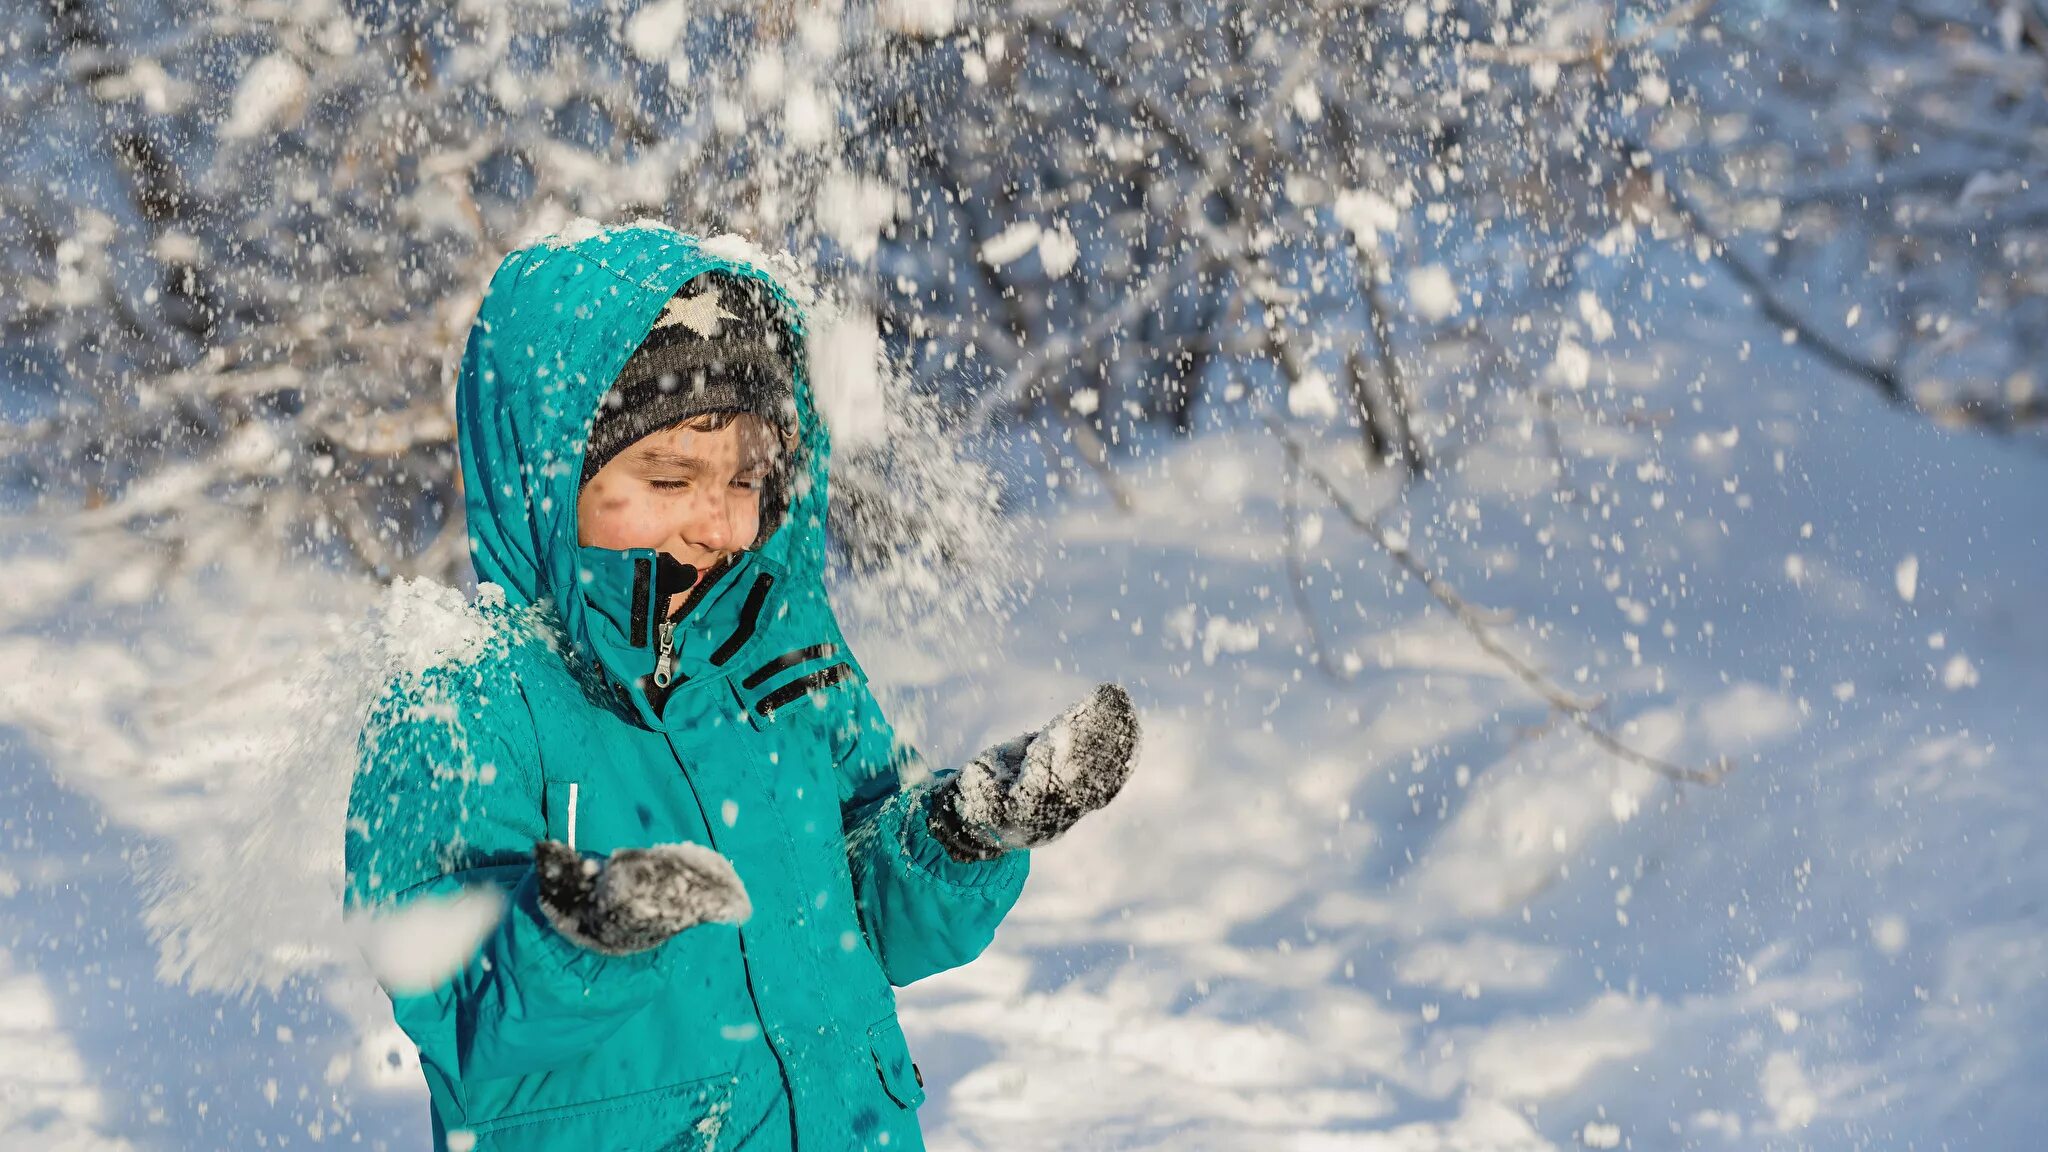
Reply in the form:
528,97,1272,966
653,618,678,688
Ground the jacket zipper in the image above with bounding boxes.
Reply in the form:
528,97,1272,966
648,554,738,692
653,617,679,688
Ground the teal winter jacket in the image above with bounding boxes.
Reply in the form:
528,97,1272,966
344,226,1028,1152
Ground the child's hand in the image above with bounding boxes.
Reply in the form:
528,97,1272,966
926,683,1141,863
533,839,751,956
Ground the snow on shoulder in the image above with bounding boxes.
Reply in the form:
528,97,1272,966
368,577,502,684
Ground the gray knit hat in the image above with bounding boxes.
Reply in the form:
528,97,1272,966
581,269,799,484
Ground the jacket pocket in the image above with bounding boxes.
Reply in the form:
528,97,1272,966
465,1065,738,1143
543,780,583,849
867,1016,926,1110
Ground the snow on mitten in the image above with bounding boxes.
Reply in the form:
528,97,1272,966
926,683,1141,863
533,839,752,956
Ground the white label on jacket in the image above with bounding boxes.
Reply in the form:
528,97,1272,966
567,782,580,851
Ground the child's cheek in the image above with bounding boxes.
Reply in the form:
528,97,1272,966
578,484,661,551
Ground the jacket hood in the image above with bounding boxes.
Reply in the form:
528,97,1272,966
454,224,832,714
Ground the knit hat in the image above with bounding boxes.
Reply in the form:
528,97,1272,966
581,269,800,485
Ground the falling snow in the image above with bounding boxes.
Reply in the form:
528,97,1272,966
4,2,2046,1149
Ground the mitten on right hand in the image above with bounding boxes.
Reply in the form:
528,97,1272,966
534,839,751,956
926,682,1141,863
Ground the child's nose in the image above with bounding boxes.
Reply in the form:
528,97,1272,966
699,516,735,550
690,499,742,551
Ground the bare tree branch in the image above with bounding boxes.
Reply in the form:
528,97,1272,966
1266,416,1731,787
1643,150,2048,432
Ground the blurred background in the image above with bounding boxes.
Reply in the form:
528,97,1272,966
2,1,2044,1148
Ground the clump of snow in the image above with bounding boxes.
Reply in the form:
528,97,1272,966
1784,553,1807,587
1550,336,1593,391
1290,83,1323,123
810,306,889,450
697,232,820,308
1577,290,1616,343
979,221,1042,268
1037,224,1081,278
1895,554,1919,603
1333,189,1400,252
623,0,689,62
1201,617,1260,665
1871,914,1910,954
783,83,833,149
817,173,898,264
1581,1120,1622,1148
94,57,190,115
370,578,499,681
348,887,506,995
1609,787,1640,823
538,215,614,247
1761,1051,1819,1130
743,51,786,107
1287,371,1340,420
222,53,308,140
959,212,1081,275
877,0,956,36
1406,264,1461,322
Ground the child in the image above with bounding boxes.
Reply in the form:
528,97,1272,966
345,225,1140,1152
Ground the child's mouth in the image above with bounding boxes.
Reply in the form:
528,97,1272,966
659,553,736,620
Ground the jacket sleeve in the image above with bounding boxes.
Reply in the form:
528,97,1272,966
345,672,674,1084
833,673,1029,986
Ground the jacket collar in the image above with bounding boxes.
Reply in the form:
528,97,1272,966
574,544,782,728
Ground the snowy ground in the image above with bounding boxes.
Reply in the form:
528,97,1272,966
2,260,2043,1149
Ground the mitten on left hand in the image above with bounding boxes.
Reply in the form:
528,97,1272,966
926,683,1141,863
534,839,751,957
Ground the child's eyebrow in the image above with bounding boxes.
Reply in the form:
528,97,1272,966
634,449,710,472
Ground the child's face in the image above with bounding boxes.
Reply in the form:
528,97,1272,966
577,418,776,612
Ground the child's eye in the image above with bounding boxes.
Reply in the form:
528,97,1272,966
732,476,765,492
648,479,691,492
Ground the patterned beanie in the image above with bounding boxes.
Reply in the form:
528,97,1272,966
581,269,800,485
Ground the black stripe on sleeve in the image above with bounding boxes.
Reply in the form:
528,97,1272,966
755,663,854,718
711,573,775,665
741,643,840,691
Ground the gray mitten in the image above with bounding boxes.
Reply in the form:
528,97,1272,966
927,683,1141,863
534,839,752,956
